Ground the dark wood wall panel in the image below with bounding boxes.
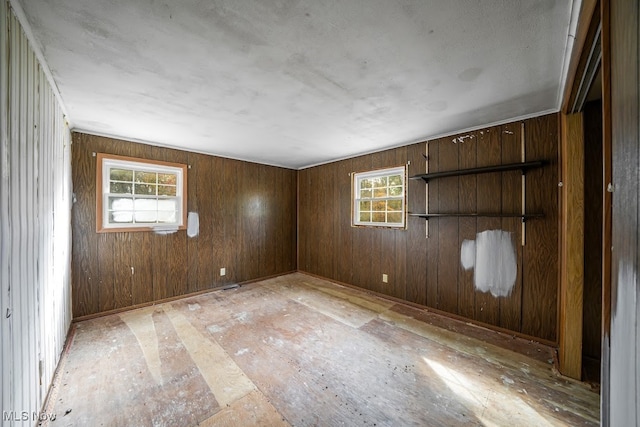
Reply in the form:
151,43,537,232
71,133,297,318
475,128,502,326
350,155,373,290
297,169,310,273
336,159,354,285
71,134,99,316
436,138,460,314
405,143,427,305
425,140,440,308
521,115,559,341
298,114,560,342
500,123,524,332
457,132,477,321
393,147,408,300
222,159,240,286
583,100,603,362
194,153,214,288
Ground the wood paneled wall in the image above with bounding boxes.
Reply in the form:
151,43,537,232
71,133,297,318
298,114,559,342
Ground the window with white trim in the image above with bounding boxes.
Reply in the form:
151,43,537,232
96,153,187,232
352,166,406,228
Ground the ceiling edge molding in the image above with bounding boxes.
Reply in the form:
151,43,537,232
300,108,560,170
71,128,298,171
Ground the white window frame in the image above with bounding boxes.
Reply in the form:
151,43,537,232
352,166,407,229
96,153,187,232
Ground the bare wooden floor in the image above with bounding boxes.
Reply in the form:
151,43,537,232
44,273,599,426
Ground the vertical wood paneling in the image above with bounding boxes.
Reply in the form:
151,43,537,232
458,133,477,320
425,140,440,307
275,167,296,274
195,153,214,289
297,115,559,343
522,115,559,341
71,134,297,318
129,142,154,305
499,123,524,332
71,134,99,316
210,155,225,286
222,158,239,284
436,138,459,313
582,100,603,362
97,231,116,311
165,148,189,296
393,147,408,300
150,147,169,300
112,232,132,309
186,152,200,292
336,159,353,284
1,2,72,422
475,128,501,325
406,143,427,305
297,168,310,272
315,163,334,279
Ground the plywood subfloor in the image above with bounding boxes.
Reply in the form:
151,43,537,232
44,273,599,426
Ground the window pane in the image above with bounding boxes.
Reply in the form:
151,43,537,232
387,212,402,223
389,186,403,196
158,173,177,185
373,188,387,198
135,183,156,195
388,175,403,186
110,211,133,223
157,199,176,211
110,168,133,181
360,179,372,189
135,171,157,184
359,212,371,222
360,189,372,198
372,212,386,222
109,197,134,211
388,200,402,211
158,185,177,196
110,182,132,194
372,201,386,212
359,201,371,211
135,199,158,211
372,177,387,188
134,211,157,223
158,211,177,223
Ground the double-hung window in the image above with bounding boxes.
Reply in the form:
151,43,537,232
97,153,187,232
352,166,406,228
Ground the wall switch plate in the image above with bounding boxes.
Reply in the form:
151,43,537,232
220,267,226,276
382,274,388,283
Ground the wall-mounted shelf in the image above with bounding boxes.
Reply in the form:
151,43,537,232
410,160,545,182
408,213,544,222
414,128,547,246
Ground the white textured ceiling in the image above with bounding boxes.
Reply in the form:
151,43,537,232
18,0,574,169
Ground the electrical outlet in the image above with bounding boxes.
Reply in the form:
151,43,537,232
382,274,388,283
220,267,226,276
